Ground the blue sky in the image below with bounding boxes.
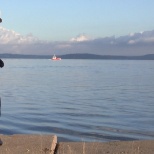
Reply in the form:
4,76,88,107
1,0,154,41
0,0,154,55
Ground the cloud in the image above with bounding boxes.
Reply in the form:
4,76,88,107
0,26,50,54
0,27,40,44
0,26,154,56
126,30,154,45
70,34,90,42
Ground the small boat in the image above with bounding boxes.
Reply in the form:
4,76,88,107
52,54,61,60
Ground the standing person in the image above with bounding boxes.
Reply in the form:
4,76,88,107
0,17,3,146
0,18,3,68
0,59,4,68
0,18,4,68
0,59,3,145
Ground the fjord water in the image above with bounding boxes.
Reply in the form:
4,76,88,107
0,59,154,142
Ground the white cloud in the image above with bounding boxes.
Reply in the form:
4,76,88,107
129,33,134,37
128,37,154,45
128,40,136,44
1,27,154,56
127,31,154,45
0,27,40,44
70,34,90,42
143,37,154,43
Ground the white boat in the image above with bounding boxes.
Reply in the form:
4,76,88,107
51,54,61,60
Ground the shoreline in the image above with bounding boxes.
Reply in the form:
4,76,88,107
0,134,154,154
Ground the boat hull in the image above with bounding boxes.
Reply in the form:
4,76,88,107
51,54,61,60
52,58,61,60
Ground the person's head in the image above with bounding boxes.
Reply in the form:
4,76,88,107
0,18,2,23
0,59,4,68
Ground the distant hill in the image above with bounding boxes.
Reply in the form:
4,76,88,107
1,53,154,60
61,53,154,60
0,54,50,59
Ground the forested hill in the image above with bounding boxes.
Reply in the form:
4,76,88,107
1,53,154,60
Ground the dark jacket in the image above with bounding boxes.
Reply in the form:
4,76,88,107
0,59,4,68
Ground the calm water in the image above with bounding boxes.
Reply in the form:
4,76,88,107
0,59,154,142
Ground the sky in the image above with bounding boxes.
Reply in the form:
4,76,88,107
0,0,154,56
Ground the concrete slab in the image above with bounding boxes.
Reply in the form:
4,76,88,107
0,134,57,154
56,140,154,154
